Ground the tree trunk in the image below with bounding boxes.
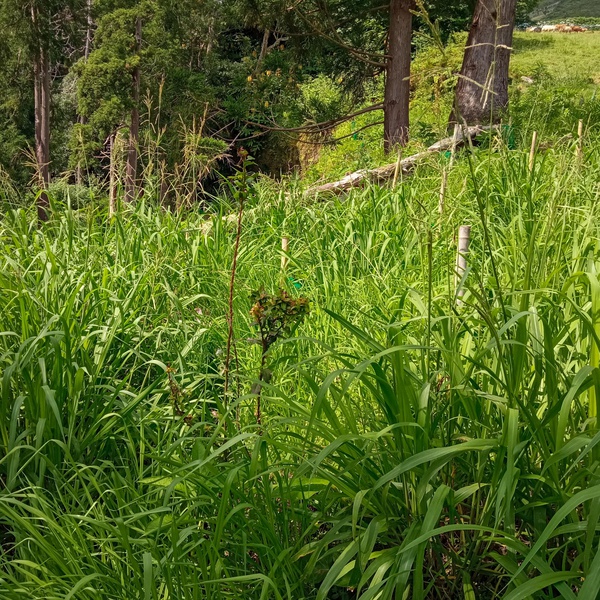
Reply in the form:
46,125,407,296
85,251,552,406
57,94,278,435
83,0,93,61
76,0,94,185
31,5,50,222
125,16,142,204
383,0,414,153
254,28,270,74
450,0,517,126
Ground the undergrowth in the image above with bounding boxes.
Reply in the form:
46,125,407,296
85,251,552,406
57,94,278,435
1,121,600,598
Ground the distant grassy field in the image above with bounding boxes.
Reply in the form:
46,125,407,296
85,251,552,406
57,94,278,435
532,0,600,19
512,31,600,83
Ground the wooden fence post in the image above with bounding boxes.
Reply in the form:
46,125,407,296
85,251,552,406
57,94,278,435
281,236,289,271
455,225,471,305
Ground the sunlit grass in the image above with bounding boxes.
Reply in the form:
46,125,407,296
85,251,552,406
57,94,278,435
1,125,600,598
512,31,600,84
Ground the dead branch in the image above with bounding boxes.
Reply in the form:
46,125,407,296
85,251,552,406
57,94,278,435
306,125,498,195
245,103,384,135
198,125,499,235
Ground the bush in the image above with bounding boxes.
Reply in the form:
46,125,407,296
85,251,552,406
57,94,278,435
300,75,348,124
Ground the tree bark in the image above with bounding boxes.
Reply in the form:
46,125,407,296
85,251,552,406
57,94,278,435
383,0,414,153
76,0,94,185
255,28,270,74
31,4,51,222
125,16,142,204
83,0,93,61
450,0,517,126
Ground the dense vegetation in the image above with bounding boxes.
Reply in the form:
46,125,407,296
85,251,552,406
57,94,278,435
2,0,600,596
0,0,543,195
1,70,600,598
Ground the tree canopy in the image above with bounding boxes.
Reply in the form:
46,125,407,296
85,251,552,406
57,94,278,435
0,0,541,192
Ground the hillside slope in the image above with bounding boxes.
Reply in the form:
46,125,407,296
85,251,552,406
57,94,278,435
512,31,600,81
532,0,600,19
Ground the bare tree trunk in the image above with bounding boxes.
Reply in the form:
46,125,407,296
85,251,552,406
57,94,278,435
125,16,142,204
383,0,414,153
83,0,93,61
76,0,94,185
205,18,215,58
450,0,517,126
31,5,50,222
255,29,270,73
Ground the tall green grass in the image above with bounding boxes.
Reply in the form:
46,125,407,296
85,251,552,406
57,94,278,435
1,126,600,598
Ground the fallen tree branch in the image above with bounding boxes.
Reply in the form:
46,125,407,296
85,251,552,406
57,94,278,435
198,125,499,234
306,125,498,195
245,103,384,135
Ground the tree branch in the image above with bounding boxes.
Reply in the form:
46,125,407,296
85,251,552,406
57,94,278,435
245,103,384,134
307,125,500,195
293,7,388,66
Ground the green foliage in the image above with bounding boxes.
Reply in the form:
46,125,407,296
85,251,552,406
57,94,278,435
2,118,600,597
303,31,600,182
510,69,600,138
250,289,309,350
76,2,163,137
0,0,558,193
300,75,347,124
0,123,29,185
0,0,86,179
548,16,600,25
1,0,543,189
46,179,99,209
302,114,386,183
4,14,600,598
516,0,543,22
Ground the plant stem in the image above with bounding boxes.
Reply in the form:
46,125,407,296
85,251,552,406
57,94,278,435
223,161,247,409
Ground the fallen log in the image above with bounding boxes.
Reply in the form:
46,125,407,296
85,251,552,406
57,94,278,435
197,125,498,235
307,125,497,196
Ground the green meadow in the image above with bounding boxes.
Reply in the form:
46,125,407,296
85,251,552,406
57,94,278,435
2,16,600,600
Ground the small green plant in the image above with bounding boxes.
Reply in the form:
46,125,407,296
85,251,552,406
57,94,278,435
249,289,309,424
167,365,194,425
